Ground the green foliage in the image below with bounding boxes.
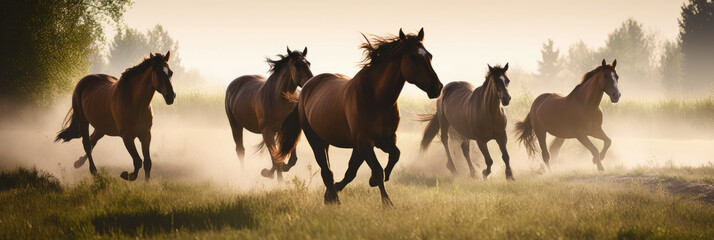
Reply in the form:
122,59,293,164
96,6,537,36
0,167,61,192
678,0,714,91
0,0,131,104
602,19,658,85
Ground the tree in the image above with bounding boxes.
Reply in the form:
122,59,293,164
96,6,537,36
563,40,598,82
601,19,657,86
679,0,714,91
102,25,202,88
535,39,561,85
660,40,684,94
0,0,131,103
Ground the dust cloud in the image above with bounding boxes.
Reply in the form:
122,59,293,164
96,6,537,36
1,90,712,190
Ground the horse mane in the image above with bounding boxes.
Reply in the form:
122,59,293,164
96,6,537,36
567,65,613,97
359,32,421,67
117,53,165,89
267,51,302,74
483,65,506,87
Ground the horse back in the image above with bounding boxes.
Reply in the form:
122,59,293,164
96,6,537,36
225,75,266,133
299,73,356,147
532,93,602,137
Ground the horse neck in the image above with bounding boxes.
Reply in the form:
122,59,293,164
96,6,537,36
354,61,405,109
474,77,500,112
119,70,155,107
262,67,297,106
568,74,603,110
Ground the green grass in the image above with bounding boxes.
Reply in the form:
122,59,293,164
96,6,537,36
1,167,712,239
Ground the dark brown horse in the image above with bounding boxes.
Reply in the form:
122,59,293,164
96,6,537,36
276,28,442,205
515,59,620,171
421,64,514,180
225,47,313,181
56,52,176,181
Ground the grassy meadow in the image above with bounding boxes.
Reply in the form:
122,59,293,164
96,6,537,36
1,166,713,239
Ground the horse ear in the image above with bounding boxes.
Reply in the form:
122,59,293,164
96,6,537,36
399,28,406,41
302,47,307,56
602,59,606,66
149,52,154,57
504,62,509,72
164,51,171,62
417,28,424,41
487,64,493,71
287,46,292,54
612,59,617,68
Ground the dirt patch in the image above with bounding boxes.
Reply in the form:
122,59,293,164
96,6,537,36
571,175,714,205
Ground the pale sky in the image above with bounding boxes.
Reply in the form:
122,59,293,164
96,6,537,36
122,0,685,84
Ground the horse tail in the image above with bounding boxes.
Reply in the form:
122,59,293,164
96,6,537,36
55,82,86,143
275,107,302,162
515,113,538,158
419,113,440,150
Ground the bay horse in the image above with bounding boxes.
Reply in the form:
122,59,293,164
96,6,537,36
225,47,313,181
275,28,442,205
55,52,176,181
420,64,514,180
515,59,620,171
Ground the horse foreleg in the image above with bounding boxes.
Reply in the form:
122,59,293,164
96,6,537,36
335,150,362,191
590,129,611,162
476,140,494,179
120,137,142,181
496,135,513,180
139,133,152,180
381,141,400,182
75,131,104,169
260,130,284,181
576,136,603,172
460,140,478,178
360,146,392,206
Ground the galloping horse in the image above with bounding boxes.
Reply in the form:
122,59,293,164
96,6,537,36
55,52,176,181
225,47,313,181
276,28,443,205
421,64,514,180
515,59,620,171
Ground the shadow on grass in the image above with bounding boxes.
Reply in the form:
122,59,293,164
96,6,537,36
91,201,256,236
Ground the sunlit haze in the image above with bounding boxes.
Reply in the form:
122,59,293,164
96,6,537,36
121,0,685,84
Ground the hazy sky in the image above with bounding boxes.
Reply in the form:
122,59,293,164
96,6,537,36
122,0,685,84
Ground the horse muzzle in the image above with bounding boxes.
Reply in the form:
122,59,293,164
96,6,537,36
163,92,176,105
427,83,443,99
502,95,511,106
608,91,621,103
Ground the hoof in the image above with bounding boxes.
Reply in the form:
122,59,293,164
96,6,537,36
281,164,293,172
506,169,514,181
382,197,394,207
74,156,87,169
369,175,382,187
335,182,346,192
324,191,340,205
260,168,275,179
120,171,137,181
597,165,605,172
482,169,491,179
447,165,457,175
89,167,98,176
506,175,515,181
469,171,478,179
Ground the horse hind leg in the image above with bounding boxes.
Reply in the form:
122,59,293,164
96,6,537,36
460,140,477,178
549,137,565,163
229,121,246,169
75,131,104,169
440,125,457,175
304,126,339,204
535,130,551,170
78,118,98,175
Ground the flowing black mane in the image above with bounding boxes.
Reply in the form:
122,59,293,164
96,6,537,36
117,53,165,89
267,51,303,74
360,33,421,67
